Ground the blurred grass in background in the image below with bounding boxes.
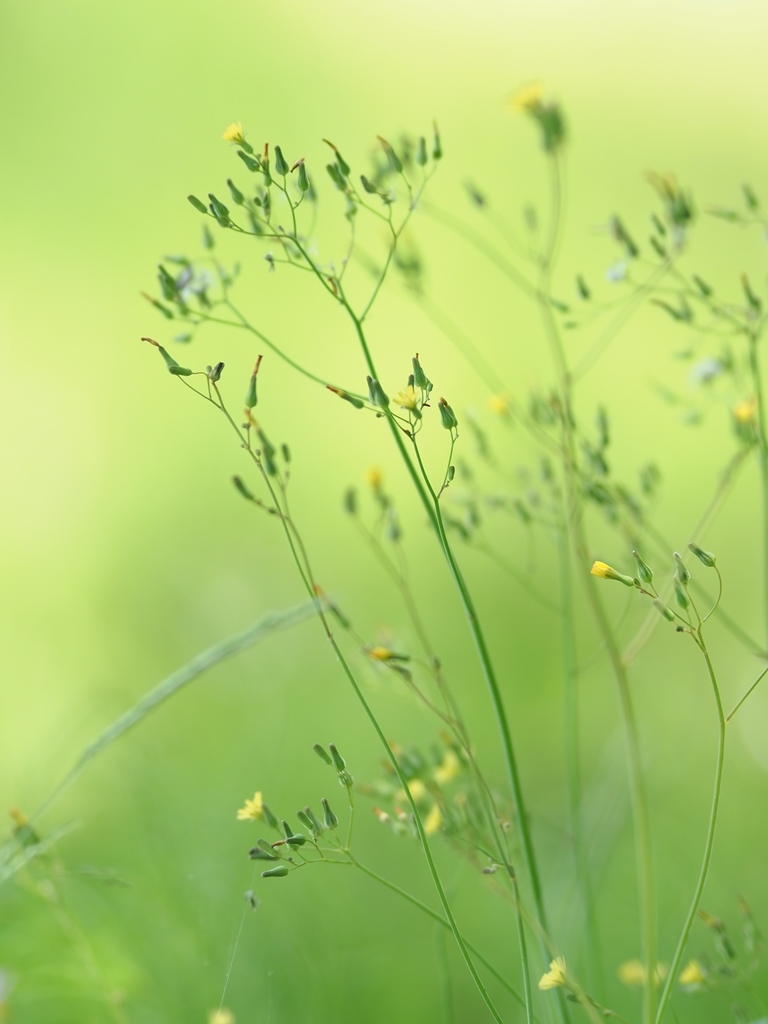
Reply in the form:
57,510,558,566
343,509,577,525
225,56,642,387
1,0,767,1021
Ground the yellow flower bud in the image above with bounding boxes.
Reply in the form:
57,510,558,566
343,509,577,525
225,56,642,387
590,561,635,587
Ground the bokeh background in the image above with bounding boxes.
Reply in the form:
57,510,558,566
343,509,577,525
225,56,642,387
1,0,768,1021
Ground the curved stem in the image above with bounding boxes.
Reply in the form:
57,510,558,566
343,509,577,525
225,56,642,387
212,396,506,1024
654,639,725,1024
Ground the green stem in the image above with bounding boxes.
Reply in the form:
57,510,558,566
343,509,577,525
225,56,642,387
216,401,506,1024
352,859,537,1020
654,640,725,1024
343,308,551,985
408,436,549,959
536,151,655,1024
748,332,768,648
558,529,602,997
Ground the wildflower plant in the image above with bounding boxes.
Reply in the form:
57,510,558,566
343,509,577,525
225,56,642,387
5,85,768,1024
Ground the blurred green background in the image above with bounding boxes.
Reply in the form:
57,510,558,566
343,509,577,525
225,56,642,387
2,0,768,1021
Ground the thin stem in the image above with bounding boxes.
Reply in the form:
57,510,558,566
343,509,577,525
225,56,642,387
409,435,551,961
654,638,726,1024
726,663,768,723
210,393,506,1024
352,859,537,1020
558,528,602,997
748,332,768,648
536,150,655,1024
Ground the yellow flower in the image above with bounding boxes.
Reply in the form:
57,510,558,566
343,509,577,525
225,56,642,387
488,394,511,416
538,957,567,990
209,1010,235,1024
396,779,427,805
679,959,705,987
590,561,635,586
434,749,461,784
733,396,757,425
236,792,264,822
424,803,442,835
508,82,544,113
222,122,246,145
393,386,419,411
618,960,646,986
365,466,382,490
618,960,668,986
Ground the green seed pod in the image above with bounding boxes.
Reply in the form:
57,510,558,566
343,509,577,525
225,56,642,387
297,161,309,192
327,164,344,189
632,550,654,585
360,175,378,194
249,846,277,860
653,600,675,622
257,838,274,855
305,806,324,835
227,178,244,205
576,274,591,300
285,833,307,847
313,743,332,765
157,264,177,301
692,274,713,297
446,465,455,483
650,236,666,258
343,488,357,516
327,385,364,409
334,150,351,178
673,551,690,586
154,344,179,369
296,810,314,832
187,194,208,214
328,743,346,772
245,376,258,408
438,397,458,430
274,145,290,176
741,273,762,311
232,476,254,502
261,864,289,878
202,224,214,250
432,121,442,160
367,375,390,408
321,797,338,830
281,443,291,463
208,193,230,222
416,136,427,167
688,542,716,567
281,819,293,839
168,364,193,376
674,580,690,609
261,803,279,829
338,769,354,788
743,183,760,212
237,150,261,172
650,212,667,236
378,136,403,173
610,216,639,258
412,354,431,391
